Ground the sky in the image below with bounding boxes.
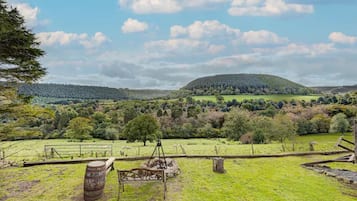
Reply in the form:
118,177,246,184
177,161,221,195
6,0,357,89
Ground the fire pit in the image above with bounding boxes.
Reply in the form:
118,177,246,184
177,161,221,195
142,158,180,177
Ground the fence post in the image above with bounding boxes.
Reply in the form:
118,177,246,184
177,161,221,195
80,144,82,157
353,119,357,163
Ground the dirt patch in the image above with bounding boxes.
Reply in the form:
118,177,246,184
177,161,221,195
3,180,40,200
71,184,83,201
304,165,357,186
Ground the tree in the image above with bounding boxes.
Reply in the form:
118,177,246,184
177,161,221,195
222,109,251,141
329,113,350,135
251,116,274,144
268,114,297,151
0,1,45,82
123,114,160,146
65,117,93,141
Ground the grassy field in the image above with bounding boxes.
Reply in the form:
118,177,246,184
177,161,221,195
193,94,321,102
0,133,352,162
1,156,356,201
1,133,356,201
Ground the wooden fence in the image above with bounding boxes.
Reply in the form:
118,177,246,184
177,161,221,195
44,144,113,159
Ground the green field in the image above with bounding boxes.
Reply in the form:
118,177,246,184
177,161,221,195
0,133,351,162
193,95,321,102
1,156,356,201
1,133,356,201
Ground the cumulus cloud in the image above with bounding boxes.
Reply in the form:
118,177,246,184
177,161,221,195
240,30,288,44
121,18,148,33
119,0,181,14
144,39,224,55
229,0,314,16
170,20,286,46
119,0,228,14
329,32,357,44
8,2,49,27
37,31,109,48
170,20,240,39
253,43,335,56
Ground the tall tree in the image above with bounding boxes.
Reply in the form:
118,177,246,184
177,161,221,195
0,0,45,82
329,113,350,135
65,117,93,141
123,114,160,146
222,109,251,141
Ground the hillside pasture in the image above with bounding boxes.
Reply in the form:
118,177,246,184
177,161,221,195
193,94,321,102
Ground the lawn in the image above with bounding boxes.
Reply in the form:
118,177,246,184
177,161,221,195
1,156,356,201
1,133,356,201
193,94,321,102
0,133,352,162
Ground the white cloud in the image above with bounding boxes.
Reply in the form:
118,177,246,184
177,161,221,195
119,0,228,14
144,39,225,56
241,30,288,44
37,31,108,48
229,0,314,16
254,43,335,56
170,20,286,45
80,32,109,48
170,20,240,39
9,2,42,27
119,0,181,14
329,32,357,44
121,18,149,33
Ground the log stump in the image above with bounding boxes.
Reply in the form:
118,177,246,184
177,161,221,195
212,157,225,173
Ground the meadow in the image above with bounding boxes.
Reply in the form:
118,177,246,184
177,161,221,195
192,94,321,102
0,133,351,162
1,156,356,201
1,133,356,201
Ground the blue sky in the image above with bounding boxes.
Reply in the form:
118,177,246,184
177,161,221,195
7,0,357,89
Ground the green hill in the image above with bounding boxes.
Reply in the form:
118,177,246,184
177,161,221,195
182,74,314,95
18,83,129,100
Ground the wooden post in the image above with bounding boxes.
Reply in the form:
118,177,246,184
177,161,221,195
354,119,357,163
213,157,225,173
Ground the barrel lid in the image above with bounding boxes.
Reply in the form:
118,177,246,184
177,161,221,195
87,161,105,167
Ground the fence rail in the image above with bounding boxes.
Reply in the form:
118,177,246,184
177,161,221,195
44,144,113,159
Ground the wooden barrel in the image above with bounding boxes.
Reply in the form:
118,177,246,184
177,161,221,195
84,161,106,201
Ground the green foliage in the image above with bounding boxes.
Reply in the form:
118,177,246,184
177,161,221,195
183,74,313,95
65,117,93,141
269,114,297,143
222,109,251,141
0,0,45,82
251,116,274,144
329,113,350,135
171,105,183,119
123,114,160,146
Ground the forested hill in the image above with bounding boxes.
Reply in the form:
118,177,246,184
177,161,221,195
183,74,314,95
18,83,129,100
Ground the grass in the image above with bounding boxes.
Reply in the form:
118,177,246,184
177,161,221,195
0,133,353,162
1,156,356,201
193,94,321,102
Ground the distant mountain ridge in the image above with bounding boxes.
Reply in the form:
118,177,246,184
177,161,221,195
312,85,357,94
18,83,129,100
15,83,173,101
182,74,313,95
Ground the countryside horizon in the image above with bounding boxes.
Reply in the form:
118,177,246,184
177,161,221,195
5,0,357,89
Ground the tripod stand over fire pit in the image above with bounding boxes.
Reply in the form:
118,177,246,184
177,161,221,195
142,139,180,177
